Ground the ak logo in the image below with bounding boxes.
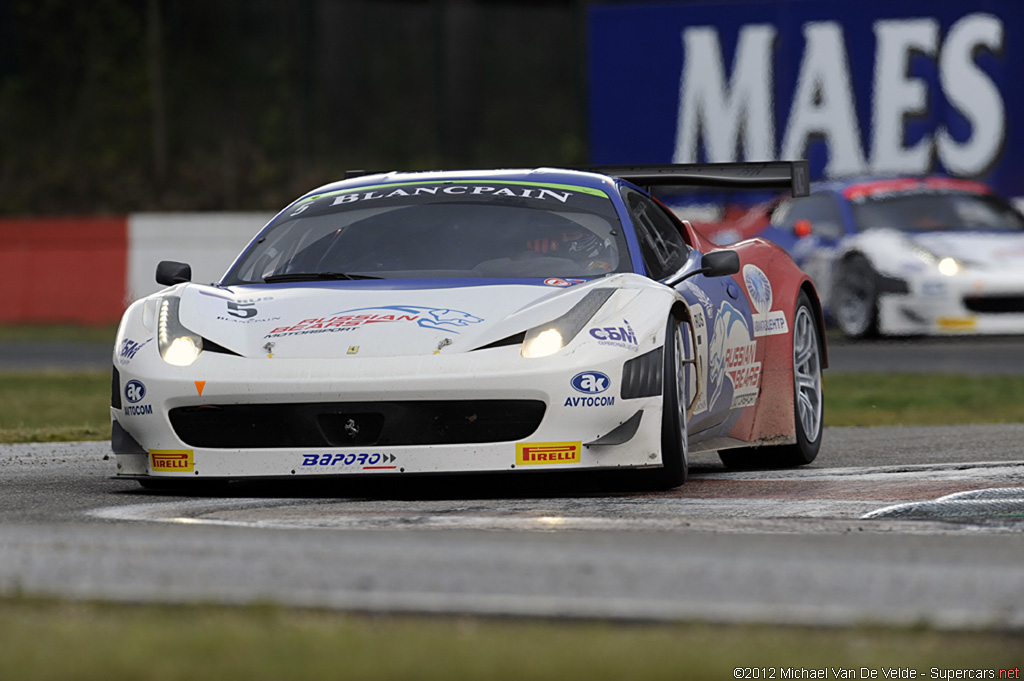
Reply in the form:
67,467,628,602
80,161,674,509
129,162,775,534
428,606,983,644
571,371,610,394
124,380,146,404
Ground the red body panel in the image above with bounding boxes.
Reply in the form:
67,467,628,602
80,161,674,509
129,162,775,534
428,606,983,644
684,222,827,445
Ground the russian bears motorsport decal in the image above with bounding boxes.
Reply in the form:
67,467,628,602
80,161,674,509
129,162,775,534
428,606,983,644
683,264,789,415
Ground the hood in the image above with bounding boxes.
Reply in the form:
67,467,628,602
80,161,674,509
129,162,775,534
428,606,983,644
908,231,1024,270
175,279,622,359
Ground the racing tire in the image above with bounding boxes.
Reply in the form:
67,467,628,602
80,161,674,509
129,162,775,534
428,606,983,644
719,291,824,469
630,317,689,489
833,254,879,339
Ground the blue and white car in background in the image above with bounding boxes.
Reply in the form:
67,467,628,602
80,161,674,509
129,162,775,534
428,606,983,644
111,163,826,491
744,177,1024,338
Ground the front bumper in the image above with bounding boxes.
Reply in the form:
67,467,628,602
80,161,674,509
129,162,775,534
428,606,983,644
878,270,1024,335
112,345,666,481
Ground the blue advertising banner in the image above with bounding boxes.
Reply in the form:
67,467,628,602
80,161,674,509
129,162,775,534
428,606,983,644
588,0,1024,197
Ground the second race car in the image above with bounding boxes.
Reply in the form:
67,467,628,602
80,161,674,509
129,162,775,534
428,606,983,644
710,176,1024,338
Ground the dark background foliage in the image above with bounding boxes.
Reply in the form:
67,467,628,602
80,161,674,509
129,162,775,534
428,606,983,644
0,0,592,214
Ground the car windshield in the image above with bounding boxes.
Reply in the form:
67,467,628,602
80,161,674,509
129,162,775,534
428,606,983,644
223,181,630,284
850,191,1024,233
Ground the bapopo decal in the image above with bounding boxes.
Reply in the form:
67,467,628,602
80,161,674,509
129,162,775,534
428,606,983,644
301,452,398,470
743,264,789,337
266,305,484,338
707,301,761,410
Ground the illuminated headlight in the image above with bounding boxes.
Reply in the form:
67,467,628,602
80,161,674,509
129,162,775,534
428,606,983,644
521,289,614,359
522,328,564,358
914,246,964,277
937,257,961,277
158,296,203,366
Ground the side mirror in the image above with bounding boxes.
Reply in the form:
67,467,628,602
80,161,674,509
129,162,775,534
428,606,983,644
156,260,192,286
699,249,740,278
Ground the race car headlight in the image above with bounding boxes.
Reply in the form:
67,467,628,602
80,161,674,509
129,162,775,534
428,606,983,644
914,246,964,277
521,288,614,359
937,256,961,277
158,296,203,366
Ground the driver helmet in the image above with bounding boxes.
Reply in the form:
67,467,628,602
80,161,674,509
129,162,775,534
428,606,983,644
525,229,614,271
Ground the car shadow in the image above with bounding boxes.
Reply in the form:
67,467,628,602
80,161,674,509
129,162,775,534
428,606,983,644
115,463,729,501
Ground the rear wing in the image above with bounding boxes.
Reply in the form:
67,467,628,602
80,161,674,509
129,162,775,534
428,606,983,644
587,161,809,198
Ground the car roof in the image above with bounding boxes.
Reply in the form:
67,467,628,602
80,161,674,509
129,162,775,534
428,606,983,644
810,175,994,199
300,168,621,200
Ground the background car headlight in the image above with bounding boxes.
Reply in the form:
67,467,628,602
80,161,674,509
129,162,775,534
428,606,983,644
158,296,203,366
521,288,614,359
914,246,964,277
937,256,961,277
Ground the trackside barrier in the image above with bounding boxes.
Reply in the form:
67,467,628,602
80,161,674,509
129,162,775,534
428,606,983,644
0,213,273,325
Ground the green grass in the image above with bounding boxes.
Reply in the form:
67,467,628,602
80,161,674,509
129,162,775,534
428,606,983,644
0,370,111,443
825,372,1024,427
0,323,118,343
0,598,1020,681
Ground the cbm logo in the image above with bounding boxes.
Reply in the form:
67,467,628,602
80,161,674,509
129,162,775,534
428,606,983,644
571,371,610,394
124,380,146,404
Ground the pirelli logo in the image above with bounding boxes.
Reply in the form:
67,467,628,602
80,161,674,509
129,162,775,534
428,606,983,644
150,450,194,473
937,316,977,330
516,441,581,466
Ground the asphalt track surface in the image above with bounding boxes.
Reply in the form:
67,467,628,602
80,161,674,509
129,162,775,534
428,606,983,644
2,426,1024,629
1,337,1023,628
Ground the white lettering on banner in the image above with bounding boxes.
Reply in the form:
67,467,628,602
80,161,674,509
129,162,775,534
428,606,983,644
937,14,1005,175
673,14,1006,179
674,24,776,163
871,18,939,175
780,22,866,177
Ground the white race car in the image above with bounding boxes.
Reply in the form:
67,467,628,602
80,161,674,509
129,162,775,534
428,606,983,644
763,177,1024,337
111,163,825,490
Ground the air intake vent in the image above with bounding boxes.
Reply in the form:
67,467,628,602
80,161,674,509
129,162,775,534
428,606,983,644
621,347,663,399
111,366,121,409
169,400,546,448
963,295,1024,314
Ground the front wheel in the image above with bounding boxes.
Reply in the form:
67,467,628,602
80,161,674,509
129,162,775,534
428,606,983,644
833,254,879,339
630,317,689,489
719,291,823,469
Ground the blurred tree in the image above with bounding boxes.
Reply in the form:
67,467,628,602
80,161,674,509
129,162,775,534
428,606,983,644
0,0,588,214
